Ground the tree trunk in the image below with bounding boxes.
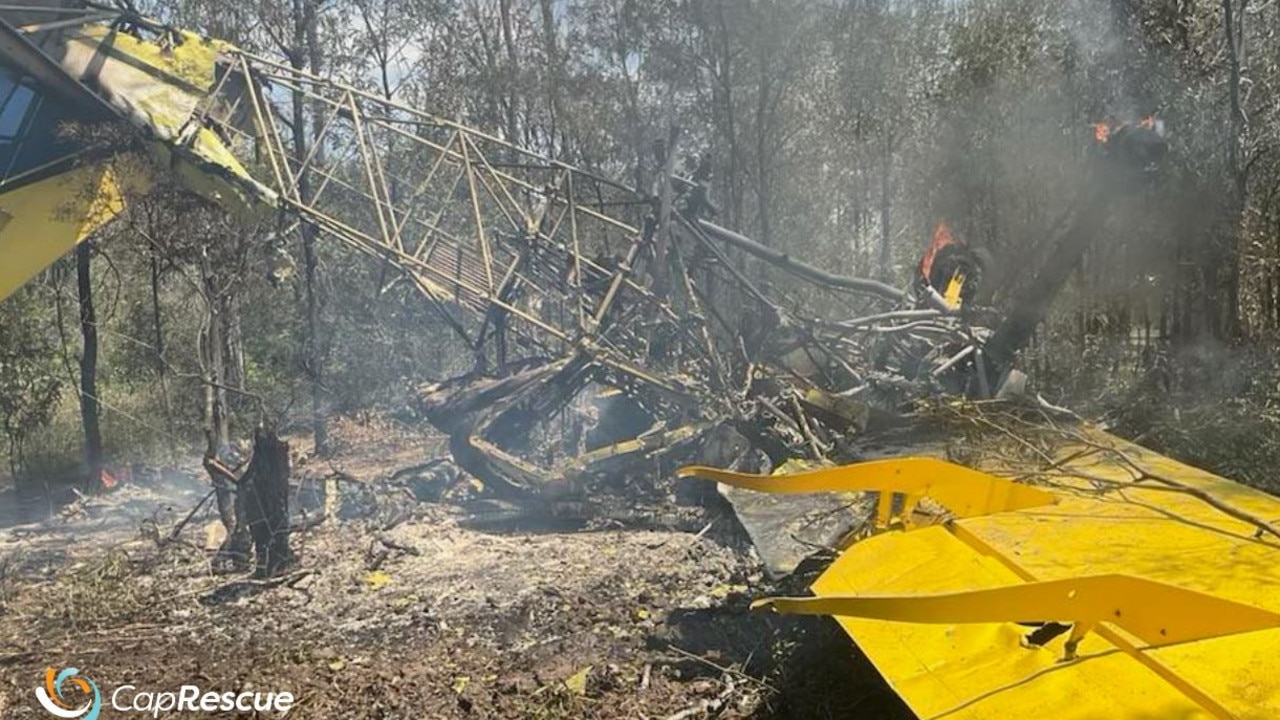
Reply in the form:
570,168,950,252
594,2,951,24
984,179,1116,383
538,0,562,157
241,428,295,578
205,428,294,577
293,0,328,455
199,243,245,568
652,126,681,295
208,445,251,572
1222,0,1247,338
877,140,892,279
224,296,246,393
754,59,774,247
498,0,520,145
150,252,177,458
75,241,103,491
710,0,743,231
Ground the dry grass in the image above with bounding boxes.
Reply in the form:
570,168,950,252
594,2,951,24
0,455,907,720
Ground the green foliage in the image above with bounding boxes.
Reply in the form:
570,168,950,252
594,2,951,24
0,284,64,472
1086,342,1280,492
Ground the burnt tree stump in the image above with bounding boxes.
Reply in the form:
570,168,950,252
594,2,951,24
206,428,295,577
241,428,295,578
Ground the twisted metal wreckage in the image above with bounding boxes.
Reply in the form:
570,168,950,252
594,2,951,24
4,5,1280,719
0,2,1150,497
6,2,1120,483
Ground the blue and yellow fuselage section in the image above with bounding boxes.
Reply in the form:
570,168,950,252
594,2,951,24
0,8,269,301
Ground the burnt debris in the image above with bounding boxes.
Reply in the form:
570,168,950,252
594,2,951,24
409,128,1167,500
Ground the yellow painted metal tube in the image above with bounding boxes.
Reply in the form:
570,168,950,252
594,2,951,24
678,457,1056,520
754,573,1280,648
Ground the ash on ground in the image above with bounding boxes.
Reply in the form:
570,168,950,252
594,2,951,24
0,417,908,720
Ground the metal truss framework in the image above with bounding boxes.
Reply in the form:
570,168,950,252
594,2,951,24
203,50,738,407
2,3,920,493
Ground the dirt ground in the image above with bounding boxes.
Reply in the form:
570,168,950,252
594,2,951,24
0,418,911,719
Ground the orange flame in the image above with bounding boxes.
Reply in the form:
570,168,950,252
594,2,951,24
920,221,958,281
1093,115,1161,144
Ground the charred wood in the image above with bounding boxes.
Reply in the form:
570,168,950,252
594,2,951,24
240,428,294,578
204,428,295,577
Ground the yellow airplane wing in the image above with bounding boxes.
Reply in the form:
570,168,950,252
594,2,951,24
682,428,1280,719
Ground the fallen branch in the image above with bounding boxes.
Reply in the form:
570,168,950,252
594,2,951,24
836,308,944,329
202,455,240,487
666,645,772,691
376,534,421,556
790,393,828,459
0,651,35,666
662,679,737,720
1022,466,1280,543
202,569,316,597
158,489,216,547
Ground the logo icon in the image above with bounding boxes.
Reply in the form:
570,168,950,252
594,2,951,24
35,668,101,720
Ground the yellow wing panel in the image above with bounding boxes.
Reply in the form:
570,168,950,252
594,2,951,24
959,491,1280,609
815,527,1211,720
0,163,122,302
948,433,1280,719
806,430,1280,719
1148,630,1280,719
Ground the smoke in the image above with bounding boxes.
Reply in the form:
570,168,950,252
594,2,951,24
1062,0,1125,75
0,467,208,533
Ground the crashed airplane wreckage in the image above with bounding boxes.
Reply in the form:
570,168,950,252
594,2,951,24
3,5,1280,719
0,0,1010,499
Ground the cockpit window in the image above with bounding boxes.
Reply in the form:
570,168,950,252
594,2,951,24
0,79,37,139
0,63,84,185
